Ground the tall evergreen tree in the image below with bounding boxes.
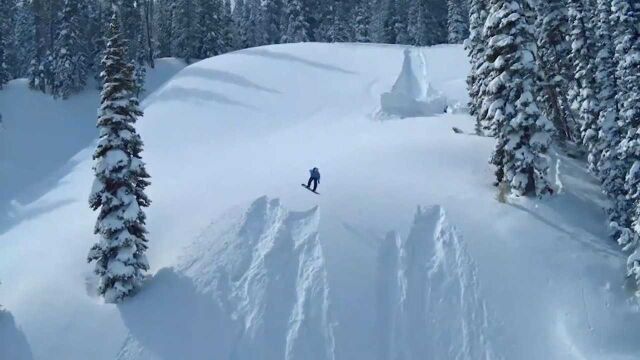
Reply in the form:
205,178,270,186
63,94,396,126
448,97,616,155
353,0,371,42
534,0,576,142
88,13,151,304
52,0,88,98
611,1,640,290
447,0,468,43
244,0,267,47
282,0,310,43
0,26,10,89
568,0,600,172
156,0,174,57
172,0,198,62
594,0,626,238
14,1,36,78
263,0,284,44
465,0,488,133
484,0,554,196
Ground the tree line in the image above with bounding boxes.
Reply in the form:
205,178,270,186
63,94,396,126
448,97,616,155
466,0,640,295
0,0,469,99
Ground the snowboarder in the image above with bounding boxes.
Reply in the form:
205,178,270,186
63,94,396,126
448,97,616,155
305,167,321,192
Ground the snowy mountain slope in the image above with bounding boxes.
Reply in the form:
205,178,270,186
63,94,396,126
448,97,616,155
1,43,639,359
0,58,186,232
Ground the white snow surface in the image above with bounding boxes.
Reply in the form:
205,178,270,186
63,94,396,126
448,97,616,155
1,43,640,360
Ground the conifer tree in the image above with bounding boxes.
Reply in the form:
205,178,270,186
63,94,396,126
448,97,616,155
484,0,554,196
447,0,468,43
534,0,576,142
567,0,600,173
14,1,36,78
52,0,88,98
156,0,174,57
353,1,371,43
594,0,627,238
88,13,151,304
172,0,198,62
465,0,487,129
263,0,284,44
282,0,310,43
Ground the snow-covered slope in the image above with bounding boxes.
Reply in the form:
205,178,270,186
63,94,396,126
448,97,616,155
1,43,639,360
0,58,186,231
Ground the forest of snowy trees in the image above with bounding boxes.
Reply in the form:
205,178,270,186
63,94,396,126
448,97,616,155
467,0,640,295
0,0,469,98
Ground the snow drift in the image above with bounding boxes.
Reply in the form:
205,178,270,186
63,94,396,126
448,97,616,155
117,197,335,360
376,205,497,359
380,48,447,118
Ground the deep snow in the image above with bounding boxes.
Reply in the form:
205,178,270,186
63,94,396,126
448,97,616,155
1,43,639,360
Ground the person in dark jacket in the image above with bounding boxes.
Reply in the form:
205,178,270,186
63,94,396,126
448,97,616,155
307,167,321,192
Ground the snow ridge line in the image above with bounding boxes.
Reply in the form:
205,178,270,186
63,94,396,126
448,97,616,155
376,205,500,360
184,196,335,360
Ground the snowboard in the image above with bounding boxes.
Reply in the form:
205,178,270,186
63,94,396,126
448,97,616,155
301,184,320,195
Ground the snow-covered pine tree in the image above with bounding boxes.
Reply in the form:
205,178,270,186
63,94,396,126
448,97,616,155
282,0,310,43
232,0,249,49
394,0,411,44
328,1,352,42
155,0,174,57
353,0,371,43
118,0,143,62
134,33,147,97
88,13,151,304
485,0,554,197
447,0,468,43
534,0,577,142
14,1,36,78
0,28,9,89
221,0,235,51
195,0,219,57
611,1,640,291
244,0,267,47
568,0,600,173
594,0,627,239
263,0,284,44
172,0,198,62
52,0,88,99
465,0,487,131
0,0,18,79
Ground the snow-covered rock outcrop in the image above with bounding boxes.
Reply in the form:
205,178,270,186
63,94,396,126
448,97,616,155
380,48,447,118
376,206,498,360
117,196,335,360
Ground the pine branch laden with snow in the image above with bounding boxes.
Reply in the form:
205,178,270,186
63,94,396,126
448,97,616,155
484,0,554,197
88,14,151,304
567,0,600,174
447,0,468,44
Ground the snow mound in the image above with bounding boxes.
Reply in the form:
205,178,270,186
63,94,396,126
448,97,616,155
0,310,34,360
380,48,447,118
117,196,335,360
376,205,498,359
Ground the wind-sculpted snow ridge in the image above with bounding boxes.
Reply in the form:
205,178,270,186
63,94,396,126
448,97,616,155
117,196,335,360
380,48,447,118
376,205,499,360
